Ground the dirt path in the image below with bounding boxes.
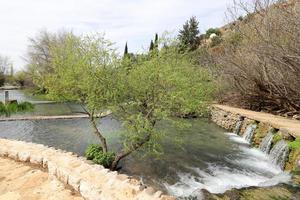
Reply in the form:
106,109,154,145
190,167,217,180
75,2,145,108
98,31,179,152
214,104,300,138
0,157,83,200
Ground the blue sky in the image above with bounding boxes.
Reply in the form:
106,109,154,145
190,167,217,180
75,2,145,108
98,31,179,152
0,0,233,70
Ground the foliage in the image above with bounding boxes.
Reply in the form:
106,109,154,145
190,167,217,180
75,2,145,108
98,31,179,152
0,101,34,116
85,144,115,168
111,37,216,169
0,55,12,86
85,144,103,160
42,33,119,154
206,28,221,38
288,139,300,150
124,42,128,56
92,152,116,168
273,133,283,144
216,0,300,115
14,71,27,86
26,30,73,93
178,16,200,51
210,36,223,47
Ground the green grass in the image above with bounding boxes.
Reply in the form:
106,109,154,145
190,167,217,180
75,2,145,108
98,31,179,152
288,139,300,150
273,133,283,144
0,101,34,116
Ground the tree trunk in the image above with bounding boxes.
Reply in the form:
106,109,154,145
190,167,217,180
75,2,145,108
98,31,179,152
110,134,151,170
89,117,108,153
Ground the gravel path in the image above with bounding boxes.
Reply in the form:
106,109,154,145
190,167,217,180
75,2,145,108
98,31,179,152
0,157,83,200
214,104,300,138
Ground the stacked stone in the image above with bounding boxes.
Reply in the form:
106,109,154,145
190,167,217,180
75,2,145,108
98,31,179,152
0,139,174,200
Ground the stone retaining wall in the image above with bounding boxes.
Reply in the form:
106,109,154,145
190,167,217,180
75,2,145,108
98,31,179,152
0,138,174,200
210,105,300,171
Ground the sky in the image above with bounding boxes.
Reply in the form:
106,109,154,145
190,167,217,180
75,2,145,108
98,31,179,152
0,0,233,70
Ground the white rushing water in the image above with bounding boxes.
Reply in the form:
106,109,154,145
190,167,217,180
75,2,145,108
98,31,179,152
243,124,257,143
164,132,291,198
259,131,273,154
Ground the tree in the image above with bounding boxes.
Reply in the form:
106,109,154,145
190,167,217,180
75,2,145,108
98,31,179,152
124,42,128,56
110,39,215,169
149,40,154,51
42,33,215,171
44,33,119,155
0,55,11,86
178,16,200,51
25,30,72,93
154,33,159,49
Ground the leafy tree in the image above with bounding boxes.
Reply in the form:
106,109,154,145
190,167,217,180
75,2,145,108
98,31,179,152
0,55,11,86
44,33,119,155
110,38,215,169
42,33,215,170
26,30,72,93
178,16,200,51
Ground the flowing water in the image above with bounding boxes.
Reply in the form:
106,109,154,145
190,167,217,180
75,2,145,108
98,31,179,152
269,140,290,170
0,90,292,198
0,90,84,116
243,124,257,143
234,119,243,135
259,132,274,154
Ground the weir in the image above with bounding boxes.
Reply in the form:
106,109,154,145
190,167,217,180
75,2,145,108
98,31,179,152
234,117,243,135
243,124,257,143
269,140,290,170
259,132,273,154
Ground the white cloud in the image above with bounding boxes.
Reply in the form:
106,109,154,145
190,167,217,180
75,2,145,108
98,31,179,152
0,0,232,70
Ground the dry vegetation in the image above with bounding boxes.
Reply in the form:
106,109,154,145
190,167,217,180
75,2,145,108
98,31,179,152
213,0,300,117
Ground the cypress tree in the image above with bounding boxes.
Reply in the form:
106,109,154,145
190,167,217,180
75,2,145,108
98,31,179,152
149,40,154,51
124,42,128,56
154,33,158,48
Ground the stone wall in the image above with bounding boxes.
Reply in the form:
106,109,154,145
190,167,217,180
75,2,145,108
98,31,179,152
0,138,174,200
210,105,300,171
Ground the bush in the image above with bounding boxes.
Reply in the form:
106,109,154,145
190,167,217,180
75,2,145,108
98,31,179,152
0,101,34,116
206,28,221,38
85,144,115,168
85,144,103,160
288,139,300,150
210,36,223,47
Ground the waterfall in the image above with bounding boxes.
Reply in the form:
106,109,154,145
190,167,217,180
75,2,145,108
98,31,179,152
269,140,289,170
234,119,243,135
259,132,273,154
243,124,257,143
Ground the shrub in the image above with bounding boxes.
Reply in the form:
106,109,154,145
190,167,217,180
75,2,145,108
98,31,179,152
85,144,103,160
206,28,221,38
211,36,223,47
0,101,34,116
85,144,115,168
288,139,300,150
92,152,115,168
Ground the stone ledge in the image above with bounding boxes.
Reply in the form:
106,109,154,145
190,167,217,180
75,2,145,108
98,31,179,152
0,138,175,200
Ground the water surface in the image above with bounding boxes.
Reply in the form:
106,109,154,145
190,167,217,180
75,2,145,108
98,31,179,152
0,117,291,198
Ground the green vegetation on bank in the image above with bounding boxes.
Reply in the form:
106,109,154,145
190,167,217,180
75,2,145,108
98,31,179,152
0,101,34,116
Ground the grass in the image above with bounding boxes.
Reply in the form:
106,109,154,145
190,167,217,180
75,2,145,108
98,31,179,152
273,133,283,144
288,139,300,150
0,101,34,116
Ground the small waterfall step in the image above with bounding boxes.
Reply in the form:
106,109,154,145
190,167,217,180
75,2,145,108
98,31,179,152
259,132,273,154
269,140,289,170
243,124,257,143
234,117,244,135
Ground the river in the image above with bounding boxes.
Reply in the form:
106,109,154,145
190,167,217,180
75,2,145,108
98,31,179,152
0,90,292,198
